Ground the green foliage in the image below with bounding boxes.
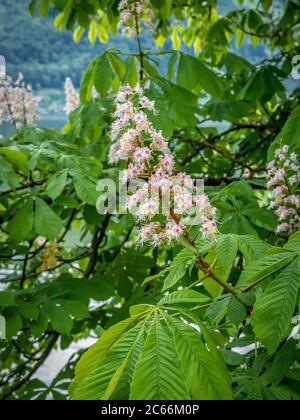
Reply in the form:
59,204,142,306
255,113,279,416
252,258,300,354
70,308,233,400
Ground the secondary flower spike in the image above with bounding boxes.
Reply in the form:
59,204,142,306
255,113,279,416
64,77,80,115
118,0,155,37
109,84,217,247
0,73,37,128
267,145,300,235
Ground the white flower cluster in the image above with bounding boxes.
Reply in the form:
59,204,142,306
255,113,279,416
267,145,300,235
64,77,80,115
118,0,155,37
109,84,217,248
0,73,37,128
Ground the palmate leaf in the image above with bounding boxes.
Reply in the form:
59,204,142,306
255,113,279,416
70,307,233,401
252,257,300,354
70,315,142,400
166,316,233,400
92,324,143,400
130,314,190,400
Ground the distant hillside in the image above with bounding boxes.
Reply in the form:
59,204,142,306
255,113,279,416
0,0,142,90
0,0,271,94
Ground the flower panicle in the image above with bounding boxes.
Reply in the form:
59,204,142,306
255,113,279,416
109,84,218,247
64,77,80,115
118,0,155,37
0,73,38,128
267,145,300,235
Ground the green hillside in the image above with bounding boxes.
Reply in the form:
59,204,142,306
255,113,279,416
0,0,142,90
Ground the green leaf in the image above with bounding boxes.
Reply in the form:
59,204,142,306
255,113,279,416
47,302,73,335
261,0,272,11
242,207,277,232
88,19,97,45
130,315,190,400
0,156,20,189
97,20,109,44
73,26,85,43
7,199,33,241
162,263,187,291
268,105,300,159
163,80,198,127
284,231,300,252
176,54,198,91
247,10,263,30
123,57,138,87
239,67,284,103
227,297,247,327
220,349,244,366
31,310,49,337
94,53,114,95
216,234,238,273
34,198,63,240
73,323,142,400
235,28,245,48
28,0,37,15
237,252,296,289
80,58,97,103
264,340,296,386
160,0,171,17
171,26,181,50
17,299,38,320
167,316,233,400
206,296,231,326
70,315,142,399
3,308,22,340
72,172,97,206
53,0,73,31
108,53,126,79
101,324,143,400
0,149,28,173
177,54,223,97
46,170,68,201
159,289,211,306
0,291,15,308
129,304,153,317
206,97,251,123
39,0,50,16
238,235,272,265
252,258,300,353
55,300,89,320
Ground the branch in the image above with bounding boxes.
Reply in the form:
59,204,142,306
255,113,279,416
85,214,111,278
109,225,134,262
133,1,144,81
0,179,46,198
0,333,59,400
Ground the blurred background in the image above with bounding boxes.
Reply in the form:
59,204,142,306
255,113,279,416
1,0,291,131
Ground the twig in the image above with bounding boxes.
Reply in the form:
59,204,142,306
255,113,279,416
0,333,59,400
